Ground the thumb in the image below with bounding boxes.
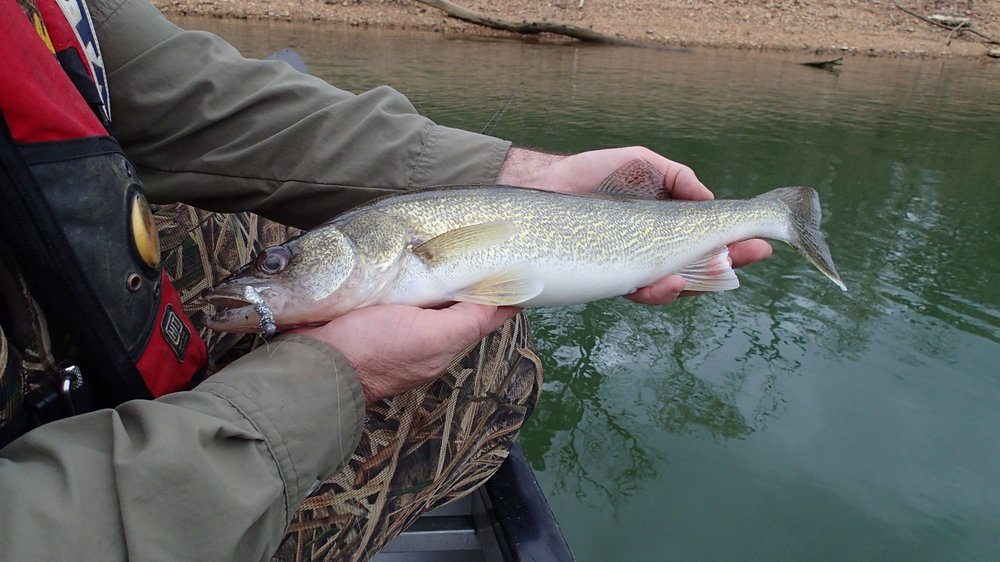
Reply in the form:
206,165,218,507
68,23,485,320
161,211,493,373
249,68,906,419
438,302,522,341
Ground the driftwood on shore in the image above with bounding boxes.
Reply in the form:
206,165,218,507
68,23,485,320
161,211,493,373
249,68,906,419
893,2,1000,45
414,0,643,46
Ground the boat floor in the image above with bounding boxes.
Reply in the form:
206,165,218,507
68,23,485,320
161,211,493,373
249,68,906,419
372,444,574,562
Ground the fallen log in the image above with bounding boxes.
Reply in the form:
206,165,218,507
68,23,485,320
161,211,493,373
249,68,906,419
414,0,643,46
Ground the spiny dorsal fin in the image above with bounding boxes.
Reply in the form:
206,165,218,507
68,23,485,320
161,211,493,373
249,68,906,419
677,247,740,292
413,220,515,263
452,265,543,306
594,158,668,200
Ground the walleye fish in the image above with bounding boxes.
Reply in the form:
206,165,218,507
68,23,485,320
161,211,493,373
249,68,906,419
204,159,845,333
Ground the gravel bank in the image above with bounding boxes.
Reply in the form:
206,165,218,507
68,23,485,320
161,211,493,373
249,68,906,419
153,0,1000,58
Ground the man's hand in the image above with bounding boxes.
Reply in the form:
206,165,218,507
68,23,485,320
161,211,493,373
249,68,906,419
294,303,519,403
498,146,773,305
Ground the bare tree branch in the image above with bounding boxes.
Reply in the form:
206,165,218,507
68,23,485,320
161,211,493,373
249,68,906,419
894,2,1000,45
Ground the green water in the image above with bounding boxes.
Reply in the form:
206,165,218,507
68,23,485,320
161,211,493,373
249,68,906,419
176,18,1000,561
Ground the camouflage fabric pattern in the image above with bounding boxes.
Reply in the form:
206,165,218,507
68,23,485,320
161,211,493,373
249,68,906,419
0,246,66,430
154,204,543,562
0,324,21,430
274,312,541,562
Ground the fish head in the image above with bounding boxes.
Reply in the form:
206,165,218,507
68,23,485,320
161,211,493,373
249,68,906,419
203,227,363,332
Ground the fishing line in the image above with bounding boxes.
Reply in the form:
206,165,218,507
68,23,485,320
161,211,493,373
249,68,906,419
481,81,524,136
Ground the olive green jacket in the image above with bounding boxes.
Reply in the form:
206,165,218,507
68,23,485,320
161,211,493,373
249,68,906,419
0,1,511,560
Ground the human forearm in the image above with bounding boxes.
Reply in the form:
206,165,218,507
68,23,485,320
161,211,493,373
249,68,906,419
0,335,364,561
496,147,565,186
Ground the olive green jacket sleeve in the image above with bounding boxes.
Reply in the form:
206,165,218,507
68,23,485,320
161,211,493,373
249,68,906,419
2,2,509,560
0,335,364,561
89,0,512,229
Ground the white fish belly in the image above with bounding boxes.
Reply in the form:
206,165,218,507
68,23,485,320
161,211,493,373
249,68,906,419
518,263,659,307
382,256,678,309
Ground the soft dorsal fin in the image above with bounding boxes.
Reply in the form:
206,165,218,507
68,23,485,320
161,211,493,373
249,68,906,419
594,159,668,200
412,220,515,263
677,246,740,292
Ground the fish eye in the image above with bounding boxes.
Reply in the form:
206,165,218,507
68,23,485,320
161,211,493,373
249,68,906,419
255,246,291,274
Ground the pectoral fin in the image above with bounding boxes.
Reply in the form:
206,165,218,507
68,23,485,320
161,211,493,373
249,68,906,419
677,247,740,292
452,266,543,306
413,220,516,263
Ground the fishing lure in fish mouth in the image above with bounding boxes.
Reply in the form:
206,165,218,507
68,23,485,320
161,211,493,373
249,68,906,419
242,285,277,338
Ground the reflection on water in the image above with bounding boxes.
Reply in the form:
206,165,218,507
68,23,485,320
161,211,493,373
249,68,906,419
174,17,1000,561
525,303,758,505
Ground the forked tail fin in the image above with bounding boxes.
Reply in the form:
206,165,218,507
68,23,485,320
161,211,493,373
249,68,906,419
759,186,847,291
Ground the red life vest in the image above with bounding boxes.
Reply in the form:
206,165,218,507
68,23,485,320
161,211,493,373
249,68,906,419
0,0,207,425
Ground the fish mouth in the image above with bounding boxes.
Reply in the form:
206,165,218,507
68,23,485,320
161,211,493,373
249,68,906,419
201,284,256,310
202,293,252,309
201,285,273,333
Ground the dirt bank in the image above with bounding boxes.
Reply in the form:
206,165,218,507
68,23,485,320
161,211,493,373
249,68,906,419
153,0,1000,58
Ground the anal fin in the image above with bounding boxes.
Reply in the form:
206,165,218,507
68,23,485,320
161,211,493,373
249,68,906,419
678,247,740,292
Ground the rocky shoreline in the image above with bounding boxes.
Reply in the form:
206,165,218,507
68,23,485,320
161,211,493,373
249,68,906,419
153,0,1000,59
